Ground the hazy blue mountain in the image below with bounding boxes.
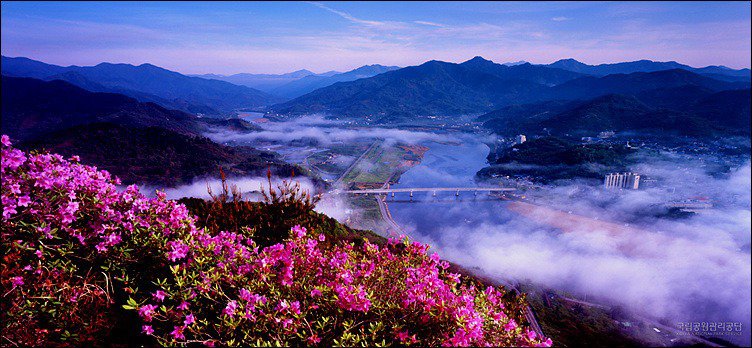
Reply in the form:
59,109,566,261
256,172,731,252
317,70,342,77
0,56,69,78
460,56,585,86
192,69,316,92
689,89,751,132
547,69,745,101
1,56,282,116
476,99,582,124
1,75,201,141
270,59,549,121
634,85,715,110
271,64,400,99
481,90,751,137
547,58,751,82
270,57,744,121
502,60,529,66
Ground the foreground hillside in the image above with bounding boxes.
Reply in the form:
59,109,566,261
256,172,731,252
0,136,550,347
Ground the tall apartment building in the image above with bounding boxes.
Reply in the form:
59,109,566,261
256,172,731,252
604,172,640,189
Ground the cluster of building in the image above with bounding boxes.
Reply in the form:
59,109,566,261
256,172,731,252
603,172,640,189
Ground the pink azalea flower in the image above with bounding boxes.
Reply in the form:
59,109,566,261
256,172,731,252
504,319,518,332
153,290,167,302
170,326,185,340
223,300,237,317
307,334,321,344
184,313,195,326
138,304,157,322
142,325,154,335
16,195,30,207
310,288,322,297
527,330,537,340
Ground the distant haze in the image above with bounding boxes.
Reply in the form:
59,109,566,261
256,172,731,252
1,2,749,74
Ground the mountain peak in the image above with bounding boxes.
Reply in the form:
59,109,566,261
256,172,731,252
552,58,586,65
464,56,493,64
285,69,315,78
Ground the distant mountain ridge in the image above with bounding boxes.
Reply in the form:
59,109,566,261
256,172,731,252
191,64,399,99
545,68,746,101
270,64,400,98
270,59,558,121
191,69,319,92
546,58,750,82
269,56,748,122
460,56,586,86
1,56,282,116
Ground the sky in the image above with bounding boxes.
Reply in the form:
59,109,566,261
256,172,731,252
1,1,750,75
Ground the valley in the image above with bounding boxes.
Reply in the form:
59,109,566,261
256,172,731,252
2,6,750,344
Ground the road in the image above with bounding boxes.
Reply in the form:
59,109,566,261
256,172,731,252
375,195,404,237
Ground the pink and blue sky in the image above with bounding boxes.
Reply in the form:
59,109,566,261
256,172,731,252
1,1,750,74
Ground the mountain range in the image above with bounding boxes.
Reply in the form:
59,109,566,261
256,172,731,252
269,56,749,125
270,58,563,121
192,69,323,92
4,54,750,144
546,58,751,83
194,64,400,99
269,64,400,99
1,56,282,116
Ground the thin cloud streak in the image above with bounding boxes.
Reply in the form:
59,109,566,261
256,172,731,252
307,2,386,27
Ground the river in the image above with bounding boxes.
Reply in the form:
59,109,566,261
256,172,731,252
385,134,546,239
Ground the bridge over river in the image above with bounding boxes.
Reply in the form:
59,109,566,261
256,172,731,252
339,187,515,197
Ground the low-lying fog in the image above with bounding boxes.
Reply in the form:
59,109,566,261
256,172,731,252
406,154,751,345
203,115,454,146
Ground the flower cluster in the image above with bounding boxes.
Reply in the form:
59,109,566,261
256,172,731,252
124,226,551,346
2,135,197,345
1,135,551,347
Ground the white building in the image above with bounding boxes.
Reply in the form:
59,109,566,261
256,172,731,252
604,172,640,189
515,134,527,145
